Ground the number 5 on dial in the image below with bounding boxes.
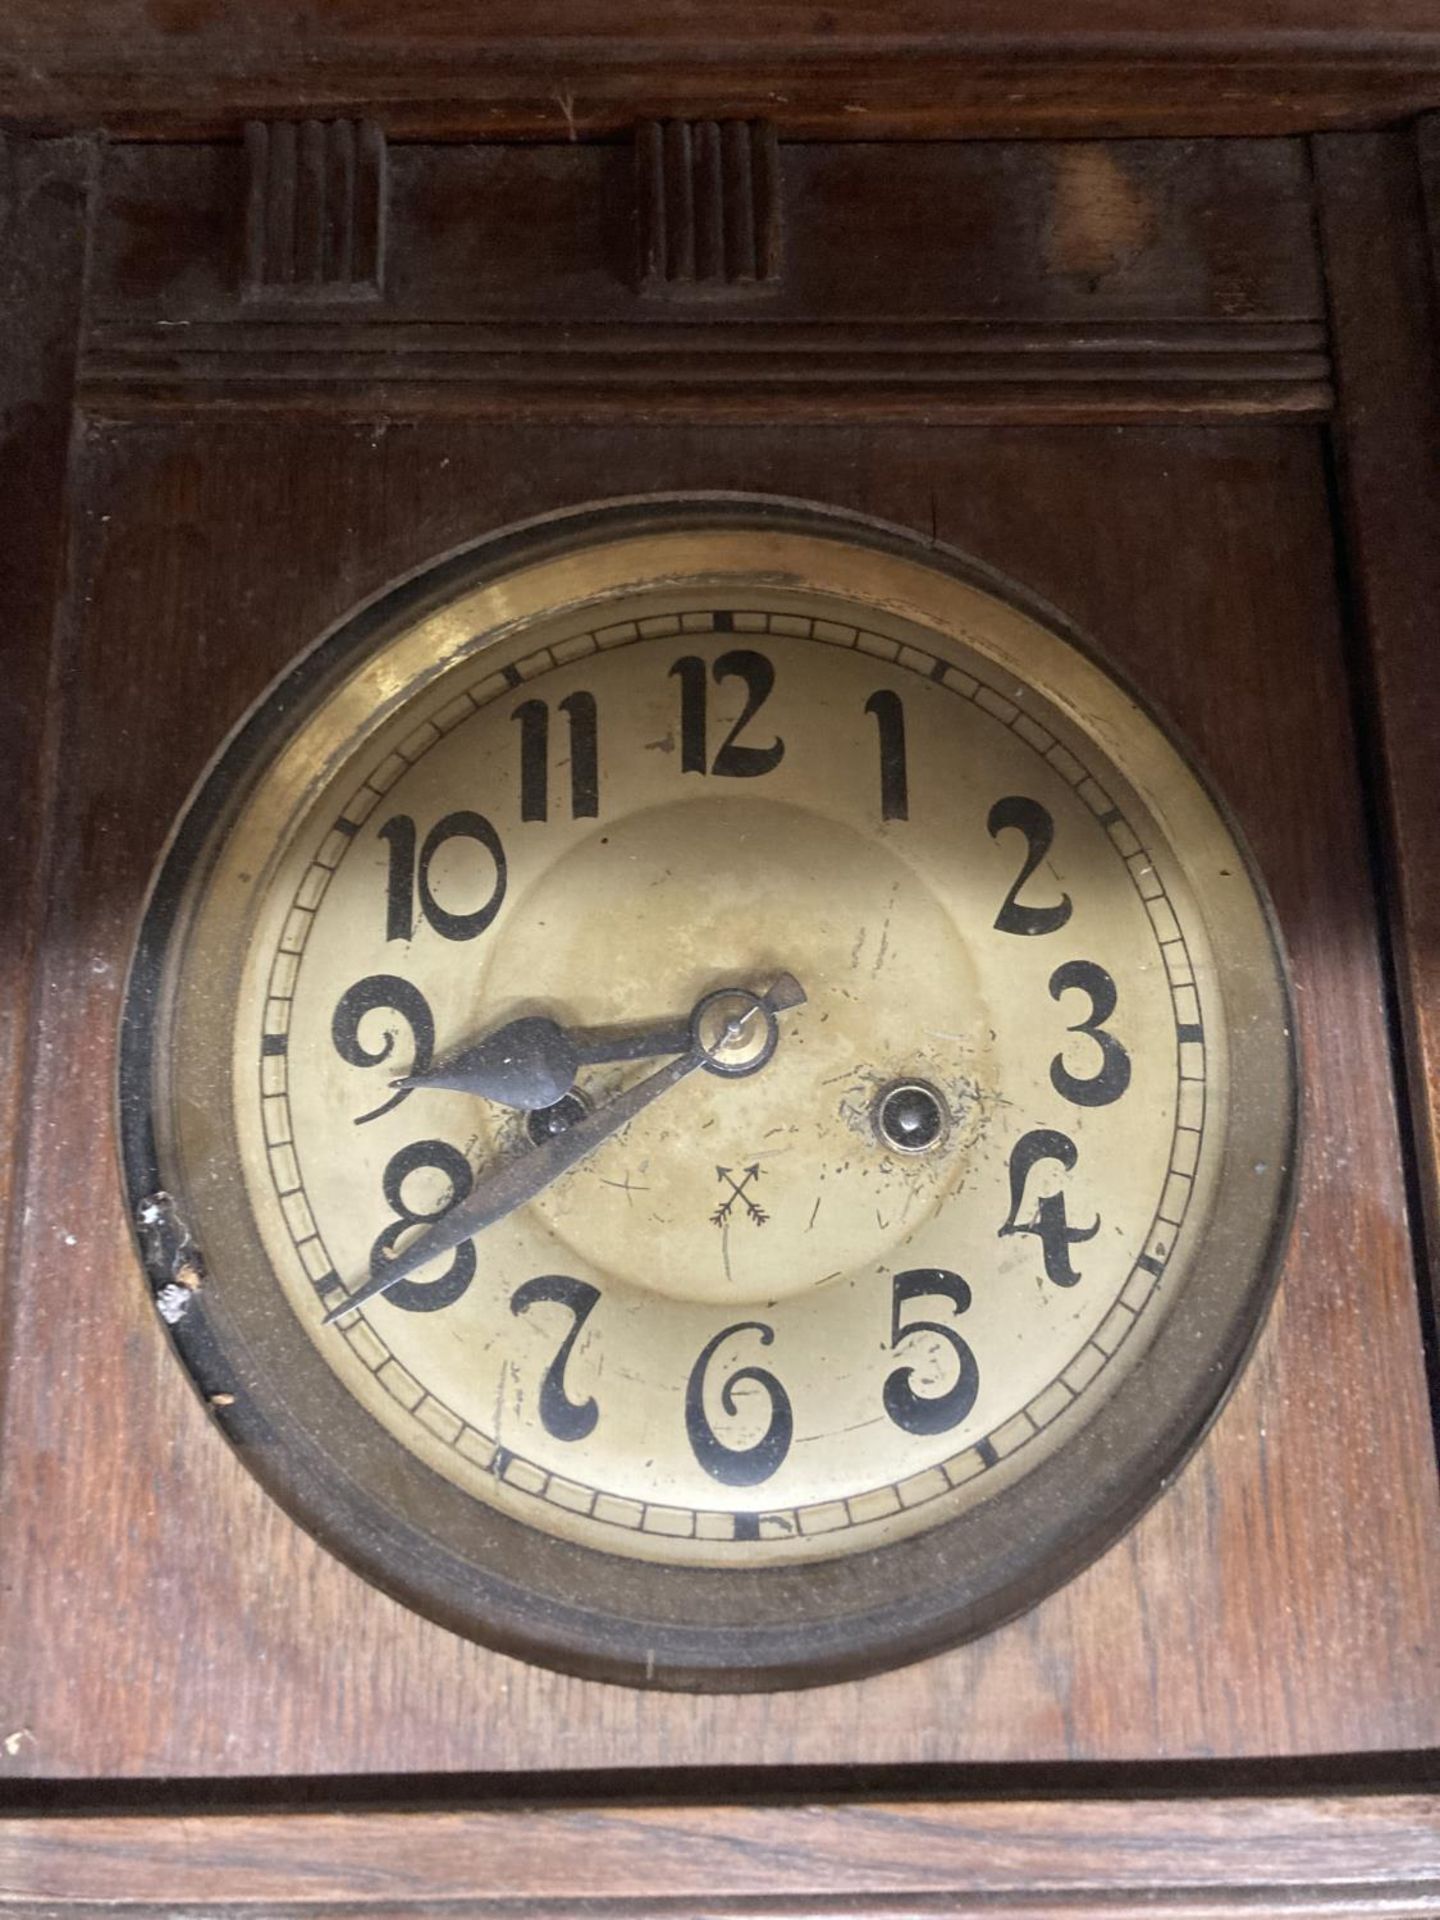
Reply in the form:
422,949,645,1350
883,1269,980,1435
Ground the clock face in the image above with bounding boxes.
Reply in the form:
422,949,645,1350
121,499,1296,1688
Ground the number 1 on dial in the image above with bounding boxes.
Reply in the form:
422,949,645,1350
864,689,909,821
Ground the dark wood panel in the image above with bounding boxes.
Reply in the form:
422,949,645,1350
92,140,1324,325
2,420,1436,1777
0,135,92,1506
2,3,1440,138
1423,113,1440,297
81,139,1331,424
2,1792,1439,1915
1315,129,1440,1331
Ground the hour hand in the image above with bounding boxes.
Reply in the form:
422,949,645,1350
327,973,805,1325
396,1010,698,1112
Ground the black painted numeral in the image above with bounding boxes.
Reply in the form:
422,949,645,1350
864,689,909,821
672,655,708,771
368,1140,475,1313
987,796,1072,936
378,809,508,943
685,1320,793,1486
883,1268,979,1436
513,692,599,822
1049,960,1131,1107
377,814,416,942
510,1274,601,1442
671,650,784,778
998,1129,1099,1289
331,974,435,1125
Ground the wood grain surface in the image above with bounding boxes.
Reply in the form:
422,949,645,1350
3,414,1437,1776
1316,128,1440,1343
0,136,93,1520
2,1791,1439,1916
2,2,1440,139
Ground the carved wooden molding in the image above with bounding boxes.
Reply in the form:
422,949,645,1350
80,319,1330,424
81,137,1331,422
244,119,387,301
636,120,780,293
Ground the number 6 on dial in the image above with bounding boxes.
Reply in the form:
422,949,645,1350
686,1321,794,1487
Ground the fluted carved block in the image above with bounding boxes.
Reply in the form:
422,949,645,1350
244,119,387,301
636,119,781,294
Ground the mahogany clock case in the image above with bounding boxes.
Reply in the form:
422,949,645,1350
1,121,1439,1782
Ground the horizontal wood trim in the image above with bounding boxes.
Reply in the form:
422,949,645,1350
4,5,1440,138
1,1792,1438,1914
80,321,1333,424
77,383,1334,426
84,320,1330,364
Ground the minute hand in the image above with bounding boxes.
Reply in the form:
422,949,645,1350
325,972,806,1325
325,1046,708,1324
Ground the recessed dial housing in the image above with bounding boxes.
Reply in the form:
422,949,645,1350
120,497,1297,1689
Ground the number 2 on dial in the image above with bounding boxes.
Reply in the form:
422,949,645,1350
988,797,1072,935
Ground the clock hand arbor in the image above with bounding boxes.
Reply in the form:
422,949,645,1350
327,973,805,1325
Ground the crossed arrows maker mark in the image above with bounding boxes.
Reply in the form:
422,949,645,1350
712,1163,768,1228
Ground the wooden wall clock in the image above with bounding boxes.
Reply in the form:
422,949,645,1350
2,6,1440,1911
119,499,1295,1688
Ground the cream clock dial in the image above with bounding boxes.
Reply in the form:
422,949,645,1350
121,498,1296,1688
